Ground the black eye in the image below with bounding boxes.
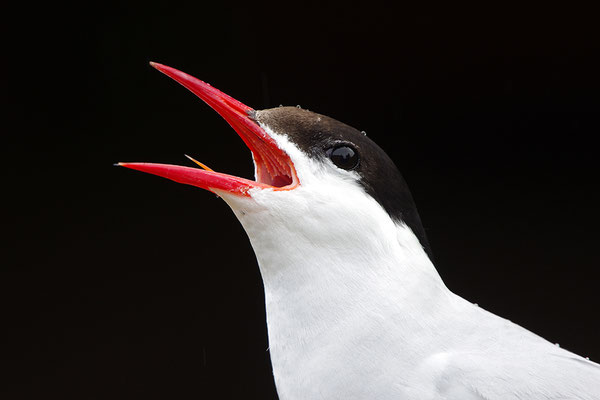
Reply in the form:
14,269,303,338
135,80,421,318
326,145,360,170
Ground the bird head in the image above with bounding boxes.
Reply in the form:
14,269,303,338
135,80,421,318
119,63,431,260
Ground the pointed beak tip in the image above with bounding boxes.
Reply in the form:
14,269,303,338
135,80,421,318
148,61,164,72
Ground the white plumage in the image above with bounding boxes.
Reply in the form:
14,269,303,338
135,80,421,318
217,124,600,400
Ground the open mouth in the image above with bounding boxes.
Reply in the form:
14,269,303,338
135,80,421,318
118,62,298,196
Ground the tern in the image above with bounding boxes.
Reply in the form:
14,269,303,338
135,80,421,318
119,62,600,399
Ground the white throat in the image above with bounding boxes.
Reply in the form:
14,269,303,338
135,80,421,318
218,180,453,399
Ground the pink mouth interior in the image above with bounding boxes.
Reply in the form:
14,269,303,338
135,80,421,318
251,138,295,188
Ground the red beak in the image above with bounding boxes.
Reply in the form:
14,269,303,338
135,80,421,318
118,62,297,196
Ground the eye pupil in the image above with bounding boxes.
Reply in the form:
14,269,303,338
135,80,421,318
327,145,359,170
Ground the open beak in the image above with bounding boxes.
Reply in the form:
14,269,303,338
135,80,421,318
118,62,298,196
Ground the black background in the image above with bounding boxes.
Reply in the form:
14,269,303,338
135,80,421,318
3,1,599,399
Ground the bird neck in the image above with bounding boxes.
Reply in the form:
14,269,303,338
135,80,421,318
223,191,452,398
259,221,450,398
254,218,447,340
